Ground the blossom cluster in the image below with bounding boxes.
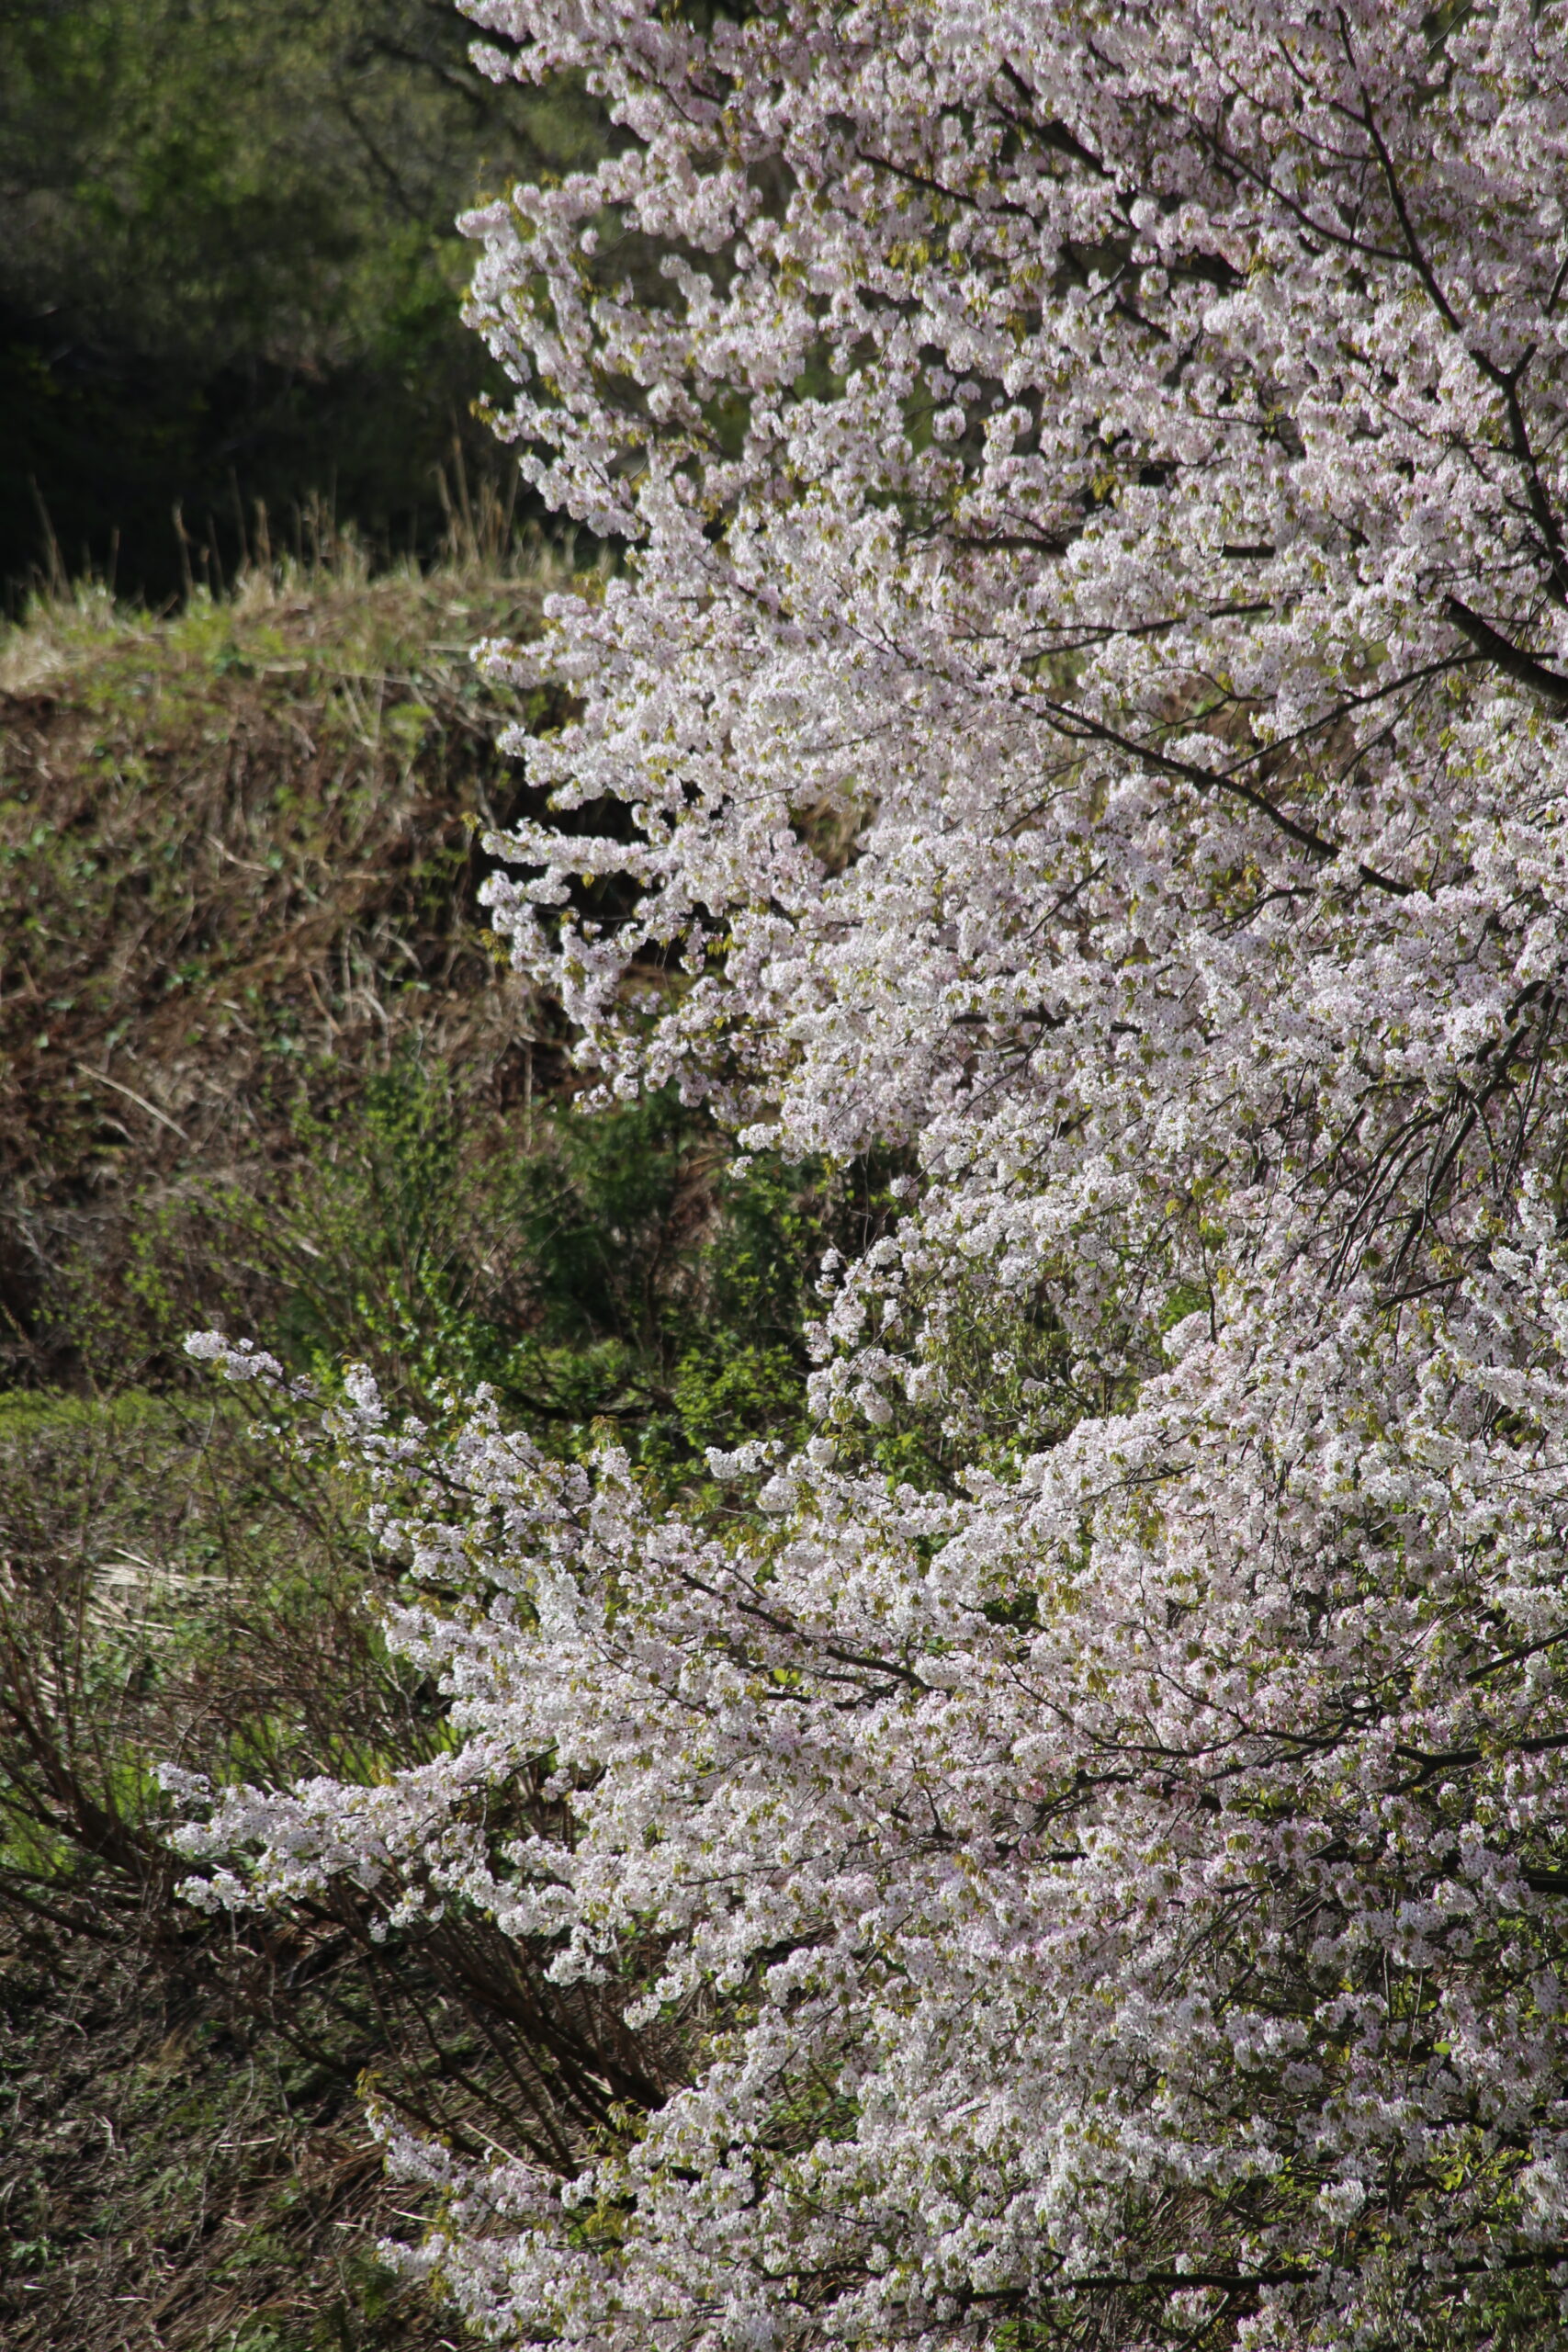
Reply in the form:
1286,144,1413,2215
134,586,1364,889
175,4,1568,2346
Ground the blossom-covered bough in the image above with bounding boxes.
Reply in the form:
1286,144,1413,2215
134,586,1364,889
171,4,1568,2345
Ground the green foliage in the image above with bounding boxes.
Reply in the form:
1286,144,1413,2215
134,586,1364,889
0,548,877,1476
0,0,609,597
106,1058,874,1474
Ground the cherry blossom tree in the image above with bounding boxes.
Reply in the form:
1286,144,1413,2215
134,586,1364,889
170,4,1568,2346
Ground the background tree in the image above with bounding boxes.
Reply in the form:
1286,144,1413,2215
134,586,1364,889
0,0,604,602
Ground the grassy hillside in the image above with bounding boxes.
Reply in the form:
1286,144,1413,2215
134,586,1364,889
0,548,895,2349
1,528,558,1396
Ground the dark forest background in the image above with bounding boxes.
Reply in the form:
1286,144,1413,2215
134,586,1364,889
0,0,604,606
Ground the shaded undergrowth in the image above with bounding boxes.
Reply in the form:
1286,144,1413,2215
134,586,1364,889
0,552,897,2348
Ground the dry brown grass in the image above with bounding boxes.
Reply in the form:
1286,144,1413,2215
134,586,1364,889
0,543,580,1385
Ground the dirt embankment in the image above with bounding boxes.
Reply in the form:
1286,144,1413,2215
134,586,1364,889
0,560,568,1386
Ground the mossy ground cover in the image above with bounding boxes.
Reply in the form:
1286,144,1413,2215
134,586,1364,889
0,549,899,2347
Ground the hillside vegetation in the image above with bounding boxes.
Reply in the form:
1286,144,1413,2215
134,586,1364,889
0,547,884,2349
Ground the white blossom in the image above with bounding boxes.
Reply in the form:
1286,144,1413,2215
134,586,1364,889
178,4,1568,2344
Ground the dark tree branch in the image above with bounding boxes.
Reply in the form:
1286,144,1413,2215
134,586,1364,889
1446,597,1568,709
